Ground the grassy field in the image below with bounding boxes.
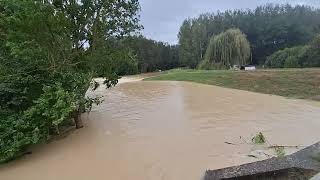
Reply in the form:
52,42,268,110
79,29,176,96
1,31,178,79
145,68,320,100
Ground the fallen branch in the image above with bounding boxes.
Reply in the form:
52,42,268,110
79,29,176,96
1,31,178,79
224,142,237,145
268,145,304,149
262,152,274,158
248,155,258,158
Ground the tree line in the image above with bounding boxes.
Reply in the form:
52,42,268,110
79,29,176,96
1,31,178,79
91,36,180,75
0,0,141,162
0,0,183,162
125,36,179,73
178,4,320,68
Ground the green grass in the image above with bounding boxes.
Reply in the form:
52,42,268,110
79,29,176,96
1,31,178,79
145,68,320,100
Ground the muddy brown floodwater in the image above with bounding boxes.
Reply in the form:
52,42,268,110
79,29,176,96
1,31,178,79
1,75,320,180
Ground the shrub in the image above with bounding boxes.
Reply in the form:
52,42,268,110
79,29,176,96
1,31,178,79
302,35,320,67
265,46,308,68
265,34,320,68
284,56,300,68
274,147,286,157
252,132,266,144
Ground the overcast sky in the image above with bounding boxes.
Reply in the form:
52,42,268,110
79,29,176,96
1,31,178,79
138,0,320,44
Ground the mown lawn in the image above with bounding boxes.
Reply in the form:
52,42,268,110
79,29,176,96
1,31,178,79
145,68,320,100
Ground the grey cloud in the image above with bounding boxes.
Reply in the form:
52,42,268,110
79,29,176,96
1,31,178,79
139,0,320,44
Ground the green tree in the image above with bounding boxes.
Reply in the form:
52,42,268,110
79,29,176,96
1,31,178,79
0,0,141,162
125,36,180,73
178,4,320,67
200,29,251,69
178,19,196,68
265,38,319,68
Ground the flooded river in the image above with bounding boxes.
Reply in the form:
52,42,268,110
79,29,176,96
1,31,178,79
1,76,320,180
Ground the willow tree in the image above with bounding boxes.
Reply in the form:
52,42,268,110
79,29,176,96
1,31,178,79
200,29,251,69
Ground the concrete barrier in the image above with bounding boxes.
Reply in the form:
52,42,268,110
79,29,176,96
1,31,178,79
205,142,320,180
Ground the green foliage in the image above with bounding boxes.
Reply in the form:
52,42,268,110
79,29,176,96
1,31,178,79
114,56,138,76
26,83,76,128
125,36,180,73
304,35,320,67
284,56,300,68
87,35,180,75
0,0,141,162
265,34,320,68
200,28,251,69
178,19,197,68
265,46,308,68
178,4,320,67
0,113,40,163
274,147,286,157
88,39,139,76
252,132,266,144
197,61,227,70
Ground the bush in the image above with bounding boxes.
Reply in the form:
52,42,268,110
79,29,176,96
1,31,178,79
302,49,320,67
274,147,286,157
0,77,88,162
252,132,266,144
265,35,320,68
265,46,309,68
0,113,37,163
302,35,320,67
284,56,300,68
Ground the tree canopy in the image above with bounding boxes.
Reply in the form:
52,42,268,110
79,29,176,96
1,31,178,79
178,4,320,68
125,36,179,73
265,35,320,68
200,28,251,69
0,0,141,162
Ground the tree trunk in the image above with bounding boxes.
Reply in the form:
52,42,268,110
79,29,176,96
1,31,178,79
74,110,84,129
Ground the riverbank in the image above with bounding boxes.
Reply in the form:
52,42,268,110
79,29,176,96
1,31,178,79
145,68,320,100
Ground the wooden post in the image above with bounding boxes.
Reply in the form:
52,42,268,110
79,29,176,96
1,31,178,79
74,102,84,129
74,110,84,129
